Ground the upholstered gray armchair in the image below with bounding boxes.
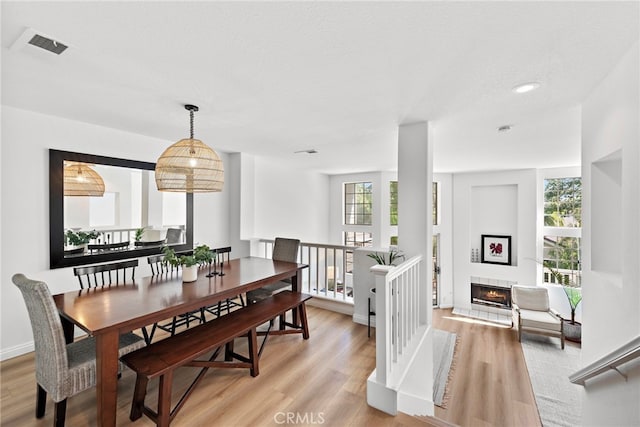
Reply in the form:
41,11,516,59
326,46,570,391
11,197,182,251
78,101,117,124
246,237,300,304
512,285,564,349
12,274,145,426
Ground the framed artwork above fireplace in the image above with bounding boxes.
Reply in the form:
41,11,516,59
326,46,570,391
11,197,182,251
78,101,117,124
481,234,511,265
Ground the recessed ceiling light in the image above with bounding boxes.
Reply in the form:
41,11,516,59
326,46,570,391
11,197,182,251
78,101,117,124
294,149,318,154
512,82,541,94
498,125,513,132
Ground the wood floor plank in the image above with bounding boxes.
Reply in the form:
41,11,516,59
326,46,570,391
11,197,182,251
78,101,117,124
1,307,539,426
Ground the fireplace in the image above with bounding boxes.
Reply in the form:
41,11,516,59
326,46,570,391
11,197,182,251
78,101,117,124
471,283,512,309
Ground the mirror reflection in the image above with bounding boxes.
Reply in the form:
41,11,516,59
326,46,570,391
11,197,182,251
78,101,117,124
63,162,186,258
50,149,193,269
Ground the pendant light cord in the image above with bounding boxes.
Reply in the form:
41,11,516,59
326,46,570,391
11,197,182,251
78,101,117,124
190,109,194,139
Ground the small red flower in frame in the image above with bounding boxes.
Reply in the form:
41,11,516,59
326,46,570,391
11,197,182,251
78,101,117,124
489,243,503,255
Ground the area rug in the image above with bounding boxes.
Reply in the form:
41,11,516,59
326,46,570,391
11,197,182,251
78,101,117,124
520,334,582,426
433,329,458,407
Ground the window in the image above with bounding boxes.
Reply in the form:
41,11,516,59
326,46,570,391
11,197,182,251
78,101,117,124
544,177,581,227
543,177,582,286
344,182,372,225
344,231,372,273
433,181,440,226
543,236,581,286
390,181,398,226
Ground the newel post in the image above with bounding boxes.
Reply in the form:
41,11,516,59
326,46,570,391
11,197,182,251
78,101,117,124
371,264,394,384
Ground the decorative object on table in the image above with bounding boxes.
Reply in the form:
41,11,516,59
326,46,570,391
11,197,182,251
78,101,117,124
162,244,213,282
63,161,105,197
481,234,512,265
155,104,224,193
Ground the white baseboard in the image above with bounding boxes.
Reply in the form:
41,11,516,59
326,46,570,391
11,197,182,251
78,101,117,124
0,341,34,361
307,297,353,316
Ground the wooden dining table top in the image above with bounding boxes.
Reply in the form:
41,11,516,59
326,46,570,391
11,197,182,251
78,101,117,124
53,256,308,336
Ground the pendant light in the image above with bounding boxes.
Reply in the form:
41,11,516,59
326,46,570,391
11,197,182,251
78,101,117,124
155,104,224,193
63,162,105,197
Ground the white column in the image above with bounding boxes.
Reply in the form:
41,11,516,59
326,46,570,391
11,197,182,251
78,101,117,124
397,122,433,324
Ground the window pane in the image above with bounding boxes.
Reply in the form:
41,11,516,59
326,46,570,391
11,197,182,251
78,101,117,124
544,177,582,227
344,182,372,225
390,181,398,225
543,235,581,286
343,231,373,273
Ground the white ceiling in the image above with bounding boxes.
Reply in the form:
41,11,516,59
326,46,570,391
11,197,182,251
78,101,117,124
2,1,638,175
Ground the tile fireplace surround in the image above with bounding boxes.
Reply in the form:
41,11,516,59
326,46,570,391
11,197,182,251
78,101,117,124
452,277,516,326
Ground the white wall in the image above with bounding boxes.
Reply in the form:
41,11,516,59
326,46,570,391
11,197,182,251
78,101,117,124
580,41,640,426
452,169,538,312
0,107,232,359
252,155,330,243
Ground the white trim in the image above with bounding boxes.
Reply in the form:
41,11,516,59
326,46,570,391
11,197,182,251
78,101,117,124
0,341,34,361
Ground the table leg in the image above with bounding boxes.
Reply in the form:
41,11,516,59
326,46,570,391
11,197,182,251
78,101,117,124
95,332,120,427
60,315,75,344
291,270,301,326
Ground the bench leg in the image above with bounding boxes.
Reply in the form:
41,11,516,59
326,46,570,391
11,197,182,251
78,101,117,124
248,328,259,377
130,374,149,421
298,303,310,339
225,340,234,361
157,370,174,427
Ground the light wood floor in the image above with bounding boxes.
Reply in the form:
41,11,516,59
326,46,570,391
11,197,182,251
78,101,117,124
1,307,540,427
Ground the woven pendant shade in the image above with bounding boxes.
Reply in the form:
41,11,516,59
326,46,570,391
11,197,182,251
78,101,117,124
63,163,105,197
155,104,224,193
155,138,224,192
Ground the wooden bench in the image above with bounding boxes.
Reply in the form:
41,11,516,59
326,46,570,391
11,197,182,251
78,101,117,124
121,291,312,427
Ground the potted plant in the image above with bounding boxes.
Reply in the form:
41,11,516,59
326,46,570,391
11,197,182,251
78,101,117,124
133,227,146,245
366,249,405,317
543,260,582,342
162,244,213,283
367,249,405,266
65,229,101,253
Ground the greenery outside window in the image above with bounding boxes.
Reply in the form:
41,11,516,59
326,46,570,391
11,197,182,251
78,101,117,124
543,177,582,287
544,177,581,227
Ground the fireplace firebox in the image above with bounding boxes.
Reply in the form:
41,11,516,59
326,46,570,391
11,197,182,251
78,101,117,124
471,283,512,309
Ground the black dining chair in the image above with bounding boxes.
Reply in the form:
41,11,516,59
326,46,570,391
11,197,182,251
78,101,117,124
73,259,156,344
144,254,205,343
73,259,138,289
203,247,245,318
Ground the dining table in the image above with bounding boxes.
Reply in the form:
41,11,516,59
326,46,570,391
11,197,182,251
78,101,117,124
53,256,308,427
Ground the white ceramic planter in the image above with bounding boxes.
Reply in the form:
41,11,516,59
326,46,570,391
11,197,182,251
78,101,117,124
182,265,198,282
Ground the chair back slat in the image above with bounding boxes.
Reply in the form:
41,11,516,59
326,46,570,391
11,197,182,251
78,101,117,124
214,246,232,265
73,259,138,289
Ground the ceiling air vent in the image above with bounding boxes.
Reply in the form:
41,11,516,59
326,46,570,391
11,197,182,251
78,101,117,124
9,28,69,56
28,34,67,55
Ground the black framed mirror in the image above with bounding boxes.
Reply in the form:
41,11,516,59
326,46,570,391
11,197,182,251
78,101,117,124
49,149,193,269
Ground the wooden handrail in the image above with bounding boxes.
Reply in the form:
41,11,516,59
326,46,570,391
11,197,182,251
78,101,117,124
569,335,640,385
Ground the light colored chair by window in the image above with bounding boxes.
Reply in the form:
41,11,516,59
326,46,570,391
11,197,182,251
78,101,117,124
246,237,300,304
12,273,146,426
512,285,564,349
